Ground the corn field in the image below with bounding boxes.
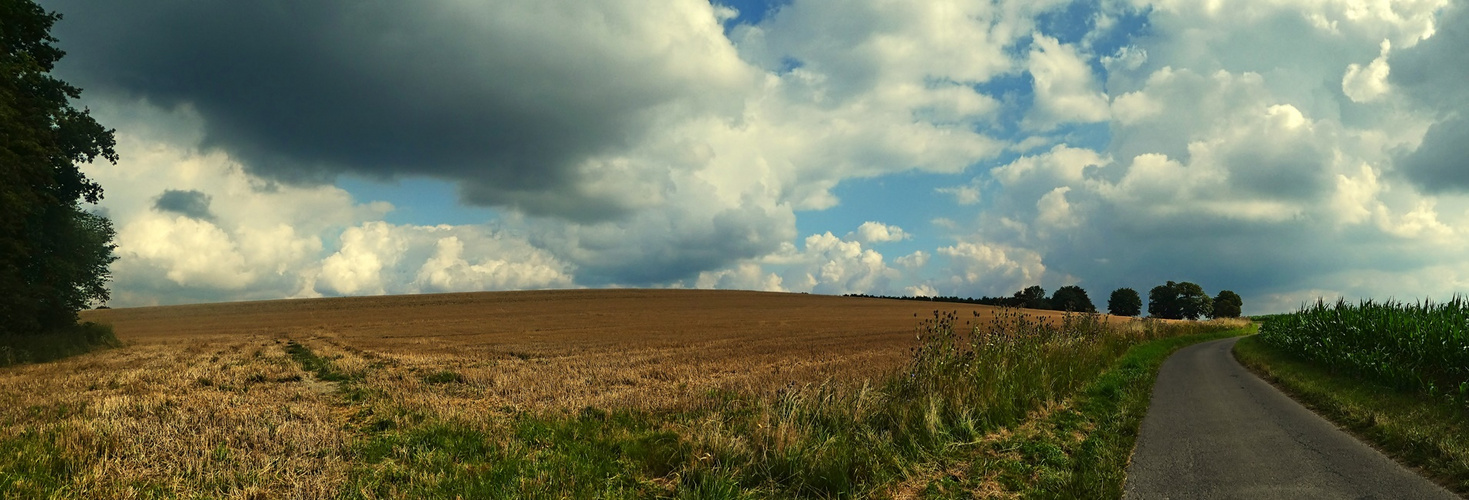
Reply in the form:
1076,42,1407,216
1258,298,1469,402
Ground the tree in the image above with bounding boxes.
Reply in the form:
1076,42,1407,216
1108,288,1142,316
1148,281,1213,320
1,0,118,336
1176,282,1213,320
1051,285,1096,312
1211,290,1243,318
1148,282,1181,319
1011,285,1050,310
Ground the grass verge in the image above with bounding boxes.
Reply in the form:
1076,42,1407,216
1234,335,1469,496
0,322,119,367
910,325,1254,498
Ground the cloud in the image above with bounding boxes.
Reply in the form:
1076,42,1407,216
976,0,1468,312
1392,1,1469,193
53,0,1469,317
53,0,1043,292
692,222,918,296
1026,34,1110,129
1035,187,1078,229
317,222,405,296
83,99,576,306
782,232,898,295
896,250,930,270
694,262,786,292
1342,39,1392,103
317,222,576,296
151,189,215,221
118,214,256,290
904,0,1469,314
906,283,939,297
49,0,755,221
848,221,909,243
937,241,1046,297
937,184,983,205
415,234,575,294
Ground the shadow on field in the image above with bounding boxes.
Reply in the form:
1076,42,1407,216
0,322,120,367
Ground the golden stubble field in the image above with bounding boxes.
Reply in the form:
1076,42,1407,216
1,289,1093,497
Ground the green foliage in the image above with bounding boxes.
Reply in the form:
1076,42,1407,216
1148,281,1213,320
1236,335,1469,495
1050,285,1096,313
1257,298,1469,402
1211,290,1243,318
0,0,119,336
1108,287,1142,317
1013,285,1051,310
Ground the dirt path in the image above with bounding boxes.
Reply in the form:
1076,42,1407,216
1123,337,1457,499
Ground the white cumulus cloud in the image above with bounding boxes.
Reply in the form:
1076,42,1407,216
848,221,910,243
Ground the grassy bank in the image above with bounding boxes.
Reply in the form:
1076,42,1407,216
0,322,118,367
1234,335,1469,495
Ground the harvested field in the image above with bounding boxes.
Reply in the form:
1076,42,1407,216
2,289,1157,497
78,289,1083,411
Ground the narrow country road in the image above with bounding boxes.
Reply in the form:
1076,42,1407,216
1123,337,1458,499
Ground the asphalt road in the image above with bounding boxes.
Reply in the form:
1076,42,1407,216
1123,337,1458,499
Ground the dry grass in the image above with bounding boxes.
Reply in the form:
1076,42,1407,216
0,289,1141,497
0,335,349,498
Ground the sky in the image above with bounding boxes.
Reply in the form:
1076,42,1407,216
35,0,1469,314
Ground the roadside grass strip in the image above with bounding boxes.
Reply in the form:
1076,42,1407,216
1234,335,1469,496
907,326,1253,498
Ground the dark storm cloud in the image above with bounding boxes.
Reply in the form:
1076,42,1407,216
152,189,215,221
1390,2,1469,192
1397,116,1469,190
43,0,733,221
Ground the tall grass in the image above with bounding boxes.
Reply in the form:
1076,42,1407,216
1258,298,1469,401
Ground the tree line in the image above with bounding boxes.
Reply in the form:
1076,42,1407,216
845,280,1243,320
